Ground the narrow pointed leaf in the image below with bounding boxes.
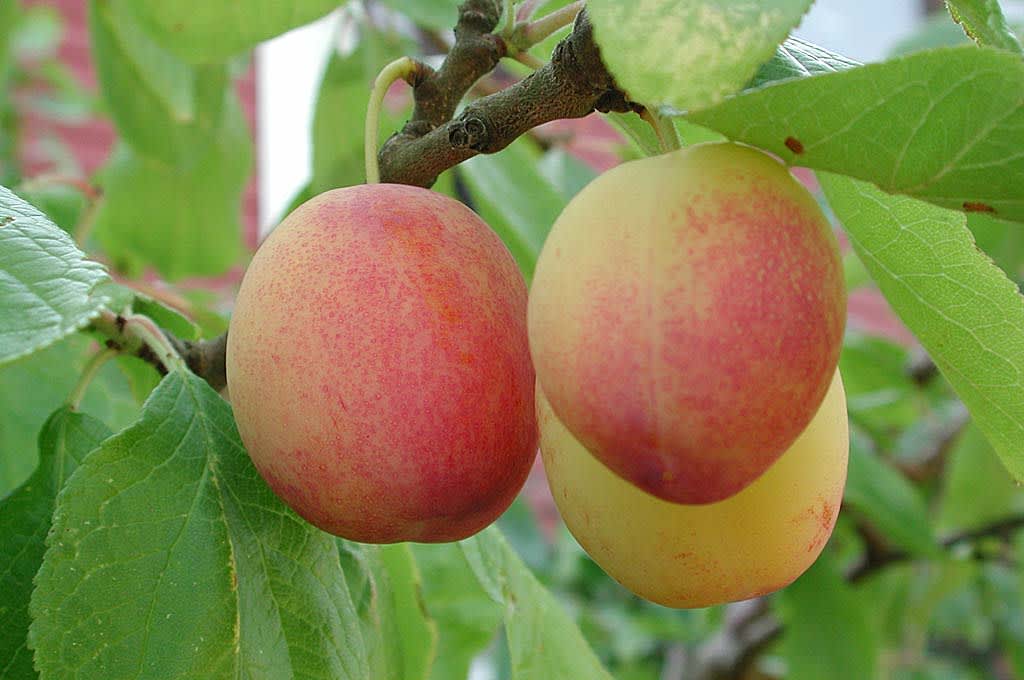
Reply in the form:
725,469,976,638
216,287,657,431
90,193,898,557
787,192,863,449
461,139,565,281
411,542,503,680
945,0,1023,53
337,541,440,680
845,431,939,557
460,527,613,680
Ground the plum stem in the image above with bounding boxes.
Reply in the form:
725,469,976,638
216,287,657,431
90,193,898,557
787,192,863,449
641,107,682,154
365,56,421,184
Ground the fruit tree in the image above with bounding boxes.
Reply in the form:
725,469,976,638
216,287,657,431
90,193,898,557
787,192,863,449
1,1,1023,679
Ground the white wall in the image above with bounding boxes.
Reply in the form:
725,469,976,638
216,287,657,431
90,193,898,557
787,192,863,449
256,12,338,237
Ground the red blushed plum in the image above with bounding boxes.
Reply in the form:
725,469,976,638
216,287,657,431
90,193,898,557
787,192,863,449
528,142,846,504
226,184,537,544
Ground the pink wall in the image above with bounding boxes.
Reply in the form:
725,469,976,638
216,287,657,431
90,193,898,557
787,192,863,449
19,0,259,247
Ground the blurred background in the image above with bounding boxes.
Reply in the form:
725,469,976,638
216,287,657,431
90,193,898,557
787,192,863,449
3,1,1024,679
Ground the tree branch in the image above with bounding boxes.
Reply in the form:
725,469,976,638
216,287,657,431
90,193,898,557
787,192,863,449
687,598,779,680
379,7,638,187
165,333,229,392
689,513,1024,679
405,0,507,134
847,512,1024,581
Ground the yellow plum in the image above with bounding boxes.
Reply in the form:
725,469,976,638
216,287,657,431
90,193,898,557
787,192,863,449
538,371,849,608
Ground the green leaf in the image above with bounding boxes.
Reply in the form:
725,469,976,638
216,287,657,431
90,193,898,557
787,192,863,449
377,0,460,32
587,0,813,111
0,335,145,495
461,138,565,281
13,183,88,235
688,46,1024,223
338,541,439,680
0,185,111,366
312,28,414,194
605,111,662,157
839,335,918,436
93,140,249,280
495,497,551,573
90,280,202,341
945,0,1023,53
777,550,879,680
87,0,253,279
939,423,1024,531
845,430,939,557
0,408,112,680
537,149,598,202
112,0,340,63
902,559,978,645
460,527,613,680
89,0,232,165
748,36,860,88
131,294,201,341
29,372,368,680
821,174,1024,483
336,542,395,678
180,290,231,339
968,212,1024,278
377,544,437,680
411,542,503,680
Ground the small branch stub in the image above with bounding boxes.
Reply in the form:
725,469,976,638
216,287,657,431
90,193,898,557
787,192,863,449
91,310,188,376
640,108,682,154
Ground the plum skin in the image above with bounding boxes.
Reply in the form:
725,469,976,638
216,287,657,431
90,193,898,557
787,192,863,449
528,141,846,504
538,371,849,609
226,184,537,544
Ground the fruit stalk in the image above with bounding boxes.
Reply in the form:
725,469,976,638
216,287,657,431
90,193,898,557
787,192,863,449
364,56,422,184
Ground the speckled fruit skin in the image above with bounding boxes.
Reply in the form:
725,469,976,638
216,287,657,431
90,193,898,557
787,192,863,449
528,142,846,504
226,184,537,544
539,371,848,609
